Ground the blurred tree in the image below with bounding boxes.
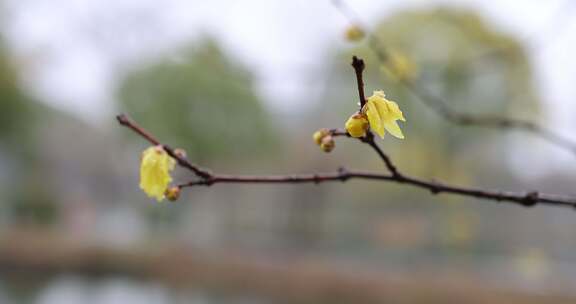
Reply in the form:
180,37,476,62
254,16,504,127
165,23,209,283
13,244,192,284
119,38,276,163
321,8,540,184
0,39,59,225
0,41,36,152
376,8,540,119
313,8,542,255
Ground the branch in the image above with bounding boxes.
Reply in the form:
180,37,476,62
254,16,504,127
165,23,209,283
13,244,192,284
117,114,576,209
402,76,576,155
351,56,366,108
175,170,576,209
116,55,576,209
332,0,576,156
116,114,212,179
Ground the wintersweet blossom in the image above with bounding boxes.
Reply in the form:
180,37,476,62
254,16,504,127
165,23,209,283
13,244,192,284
345,112,369,138
362,90,406,139
140,145,176,201
381,51,417,82
345,25,365,42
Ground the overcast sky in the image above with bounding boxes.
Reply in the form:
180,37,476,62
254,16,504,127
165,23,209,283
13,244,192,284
2,0,576,171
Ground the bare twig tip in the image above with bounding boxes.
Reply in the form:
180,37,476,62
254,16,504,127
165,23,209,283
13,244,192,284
351,55,365,71
115,46,576,210
116,113,129,125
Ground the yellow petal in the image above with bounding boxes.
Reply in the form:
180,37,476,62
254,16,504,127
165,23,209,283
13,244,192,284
139,146,175,201
167,155,176,170
373,90,386,99
374,99,391,121
384,119,404,139
365,99,385,138
363,91,406,139
385,100,405,121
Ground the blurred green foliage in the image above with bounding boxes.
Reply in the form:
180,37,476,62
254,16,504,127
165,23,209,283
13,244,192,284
119,39,276,162
0,5,571,302
372,8,539,117
324,8,540,180
312,8,544,254
0,40,59,225
0,42,36,151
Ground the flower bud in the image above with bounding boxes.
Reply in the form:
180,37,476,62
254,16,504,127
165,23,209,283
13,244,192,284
313,128,330,145
380,50,418,82
345,25,365,42
345,112,369,138
174,148,187,159
165,186,181,202
320,135,335,153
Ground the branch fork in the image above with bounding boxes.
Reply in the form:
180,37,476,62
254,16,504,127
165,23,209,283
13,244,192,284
117,56,576,210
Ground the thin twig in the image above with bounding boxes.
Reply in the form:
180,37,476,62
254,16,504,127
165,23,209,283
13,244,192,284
117,112,576,209
116,114,212,179
351,56,367,108
174,170,576,209
319,128,398,175
115,50,576,209
362,132,399,176
331,0,576,156
402,79,576,155
116,54,576,209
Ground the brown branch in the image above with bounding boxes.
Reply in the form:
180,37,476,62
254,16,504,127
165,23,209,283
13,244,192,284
328,128,350,137
116,54,576,210
174,170,576,209
402,80,576,155
349,56,400,176
117,113,576,209
116,114,212,179
332,0,576,156
351,56,366,108
328,128,398,176
363,132,400,177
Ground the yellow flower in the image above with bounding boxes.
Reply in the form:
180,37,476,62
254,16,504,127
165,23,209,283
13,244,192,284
345,112,369,138
344,25,365,42
381,50,417,82
363,90,406,139
140,145,176,201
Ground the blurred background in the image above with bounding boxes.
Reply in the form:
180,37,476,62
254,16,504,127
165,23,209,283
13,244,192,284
1,0,576,303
